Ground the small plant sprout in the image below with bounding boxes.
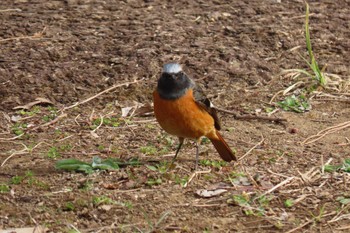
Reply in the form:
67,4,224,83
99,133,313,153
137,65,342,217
140,145,158,155
277,94,311,113
284,199,294,208
200,159,228,168
309,204,326,223
283,2,327,87
63,202,75,211
55,156,140,174
228,193,271,216
146,162,169,174
323,159,350,173
10,175,24,185
174,174,189,187
11,123,27,136
18,106,41,116
92,196,115,206
146,177,162,186
336,196,350,205
121,201,133,209
91,117,120,129
0,184,10,193
43,106,58,122
47,147,61,159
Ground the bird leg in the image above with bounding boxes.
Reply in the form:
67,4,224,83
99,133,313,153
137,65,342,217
195,139,200,171
167,137,184,171
173,137,184,162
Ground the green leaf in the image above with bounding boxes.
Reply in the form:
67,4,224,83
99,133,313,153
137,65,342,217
146,165,158,171
55,159,94,174
277,95,311,113
92,156,120,170
323,164,338,172
232,194,250,206
56,157,139,174
337,196,350,205
284,199,294,208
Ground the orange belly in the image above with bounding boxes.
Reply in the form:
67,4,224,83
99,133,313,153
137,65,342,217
153,89,218,140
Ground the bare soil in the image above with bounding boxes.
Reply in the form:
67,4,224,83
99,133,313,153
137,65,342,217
1,0,350,232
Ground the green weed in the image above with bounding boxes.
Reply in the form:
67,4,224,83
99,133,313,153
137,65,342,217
121,201,133,209
18,106,41,116
277,94,310,113
324,159,350,173
283,2,327,87
146,162,169,174
146,177,162,186
203,228,211,233
47,147,61,159
42,106,58,122
11,123,27,136
92,196,114,206
63,202,75,211
174,175,189,187
228,193,272,216
10,175,24,185
200,159,228,168
60,144,72,152
309,204,326,222
284,199,294,208
9,171,48,189
140,145,157,155
91,117,120,129
138,210,172,233
0,184,10,193
55,156,140,174
79,180,93,191
201,137,210,144
337,196,350,205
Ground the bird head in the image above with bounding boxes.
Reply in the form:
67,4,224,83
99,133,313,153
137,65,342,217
157,63,194,100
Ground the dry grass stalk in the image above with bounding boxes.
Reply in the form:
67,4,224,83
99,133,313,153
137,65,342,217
302,121,350,145
238,134,265,162
60,79,141,112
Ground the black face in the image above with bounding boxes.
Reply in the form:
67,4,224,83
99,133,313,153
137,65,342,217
157,72,193,100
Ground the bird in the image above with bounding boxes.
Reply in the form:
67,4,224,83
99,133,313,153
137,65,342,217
153,62,237,170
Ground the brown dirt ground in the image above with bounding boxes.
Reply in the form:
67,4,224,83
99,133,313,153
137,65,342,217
1,0,350,232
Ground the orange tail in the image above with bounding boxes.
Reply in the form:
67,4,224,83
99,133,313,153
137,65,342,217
209,130,237,162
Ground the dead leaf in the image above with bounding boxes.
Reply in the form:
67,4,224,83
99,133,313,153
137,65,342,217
121,106,133,117
99,204,112,211
207,182,231,190
13,97,53,110
90,131,99,138
102,182,120,190
133,102,154,117
0,226,47,233
11,115,22,122
232,176,251,186
196,189,227,198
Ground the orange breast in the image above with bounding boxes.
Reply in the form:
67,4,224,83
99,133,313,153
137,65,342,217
153,89,218,140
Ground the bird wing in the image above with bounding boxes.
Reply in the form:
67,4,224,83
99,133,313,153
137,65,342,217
193,83,221,130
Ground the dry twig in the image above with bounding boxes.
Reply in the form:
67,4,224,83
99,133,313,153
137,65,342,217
184,169,211,188
28,113,68,132
0,134,24,141
286,212,336,233
254,176,294,200
1,141,46,167
215,107,287,123
238,134,265,162
0,8,22,12
60,79,141,112
0,27,46,42
302,121,350,145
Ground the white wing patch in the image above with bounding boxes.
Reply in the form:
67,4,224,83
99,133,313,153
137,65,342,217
163,63,182,74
